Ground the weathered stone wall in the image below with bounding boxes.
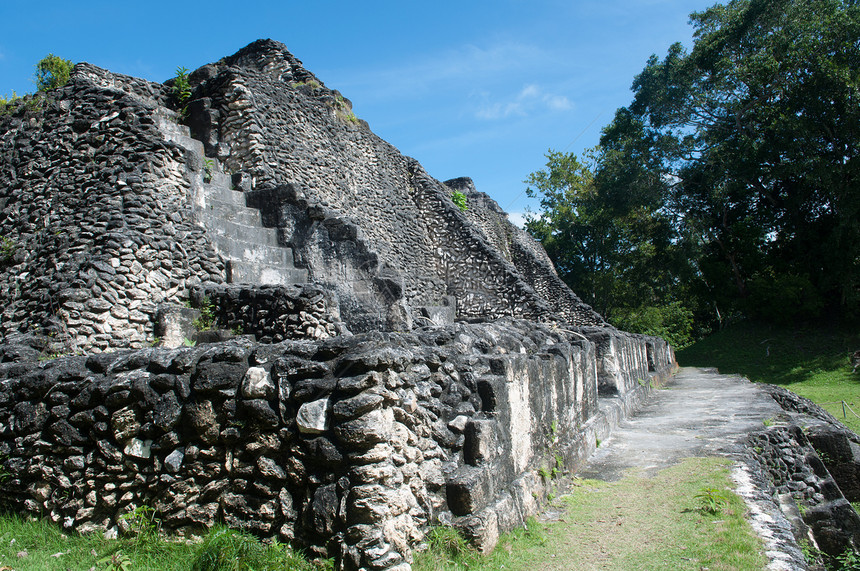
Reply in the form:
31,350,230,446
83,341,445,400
747,386,860,559
244,184,413,334
0,64,224,353
185,39,605,327
448,177,606,326
0,321,673,569
189,283,345,343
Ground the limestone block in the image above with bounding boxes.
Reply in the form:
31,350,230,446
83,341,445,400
335,408,394,449
464,419,498,466
242,366,275,399
124,438,152,459
111,407,139,443
164,449,184,472
297,398,331,434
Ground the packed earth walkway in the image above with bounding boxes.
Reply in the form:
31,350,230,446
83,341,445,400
575,367,811,570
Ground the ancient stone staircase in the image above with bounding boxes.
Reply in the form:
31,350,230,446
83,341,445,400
155,111,307,285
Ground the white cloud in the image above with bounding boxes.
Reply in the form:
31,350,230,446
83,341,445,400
333,41,548,101
544,94,572,111
507,212,528,228
474,84,574,120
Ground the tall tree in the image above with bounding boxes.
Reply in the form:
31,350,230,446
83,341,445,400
596,0,860,324
525,150,692,344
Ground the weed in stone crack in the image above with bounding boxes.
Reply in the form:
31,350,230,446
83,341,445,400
192,297,215,331
172,66,192,117
203,159,214,183
833,547,860,570
451,191,468,212
0,236,16,262
538,466,552,482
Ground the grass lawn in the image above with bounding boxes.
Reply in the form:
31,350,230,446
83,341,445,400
0,516,329,571
676,322,860,432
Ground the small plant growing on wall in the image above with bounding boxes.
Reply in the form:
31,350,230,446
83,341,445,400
452,191,468,212
192,297,215,331
172,66,192,116
203,158,214,183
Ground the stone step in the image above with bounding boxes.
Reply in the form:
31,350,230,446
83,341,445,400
227,260,308,285
155,114,204,156
201,198,262,226
204,181,250,207
201,214,282,249
208,232,294,267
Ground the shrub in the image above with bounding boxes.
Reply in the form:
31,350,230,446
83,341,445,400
35,54,73,92
451,191,468,212
612,301,694,348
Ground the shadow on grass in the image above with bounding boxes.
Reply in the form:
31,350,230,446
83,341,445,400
676,322,860,386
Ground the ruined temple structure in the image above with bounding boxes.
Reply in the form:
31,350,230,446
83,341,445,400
0,39,682,569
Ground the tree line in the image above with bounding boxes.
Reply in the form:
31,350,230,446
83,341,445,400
525,0,859,346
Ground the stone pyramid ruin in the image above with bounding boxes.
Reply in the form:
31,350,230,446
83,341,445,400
0,39,679,569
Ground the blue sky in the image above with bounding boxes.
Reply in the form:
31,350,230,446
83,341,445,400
1,0,716,223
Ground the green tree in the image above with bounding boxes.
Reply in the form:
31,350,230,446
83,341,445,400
597,0,860,325
34,54,73,92
525,151,693,342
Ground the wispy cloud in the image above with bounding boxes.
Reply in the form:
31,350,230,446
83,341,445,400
475,84,573,120
507,211,528,228
328,41,556,102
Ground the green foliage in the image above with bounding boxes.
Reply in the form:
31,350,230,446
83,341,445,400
525,150,695,343
173,66,192,104
693,487,730,515
203,158,214,183
611,301,695,348
0,513,328,570
529,0,860,332
0,92,21,114
596,0,860,326
0,236,16,262
293,79,322,90
97,551,133,571
118,505,160,542
34,54,73,92
191,526,326,571
451,191,468,212
192,297,215,331
424,526,472,560
833,548,860,570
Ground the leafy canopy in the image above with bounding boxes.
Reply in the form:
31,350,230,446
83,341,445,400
528,0,860,333
35,54,73,92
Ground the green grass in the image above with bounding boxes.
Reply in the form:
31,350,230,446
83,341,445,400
677,322,860,432
413,457,765,571
0,514,330,571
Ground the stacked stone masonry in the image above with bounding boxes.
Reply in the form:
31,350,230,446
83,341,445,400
0,321,675,570
0,63,224,353
0,37,709,570
745,386,860,560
